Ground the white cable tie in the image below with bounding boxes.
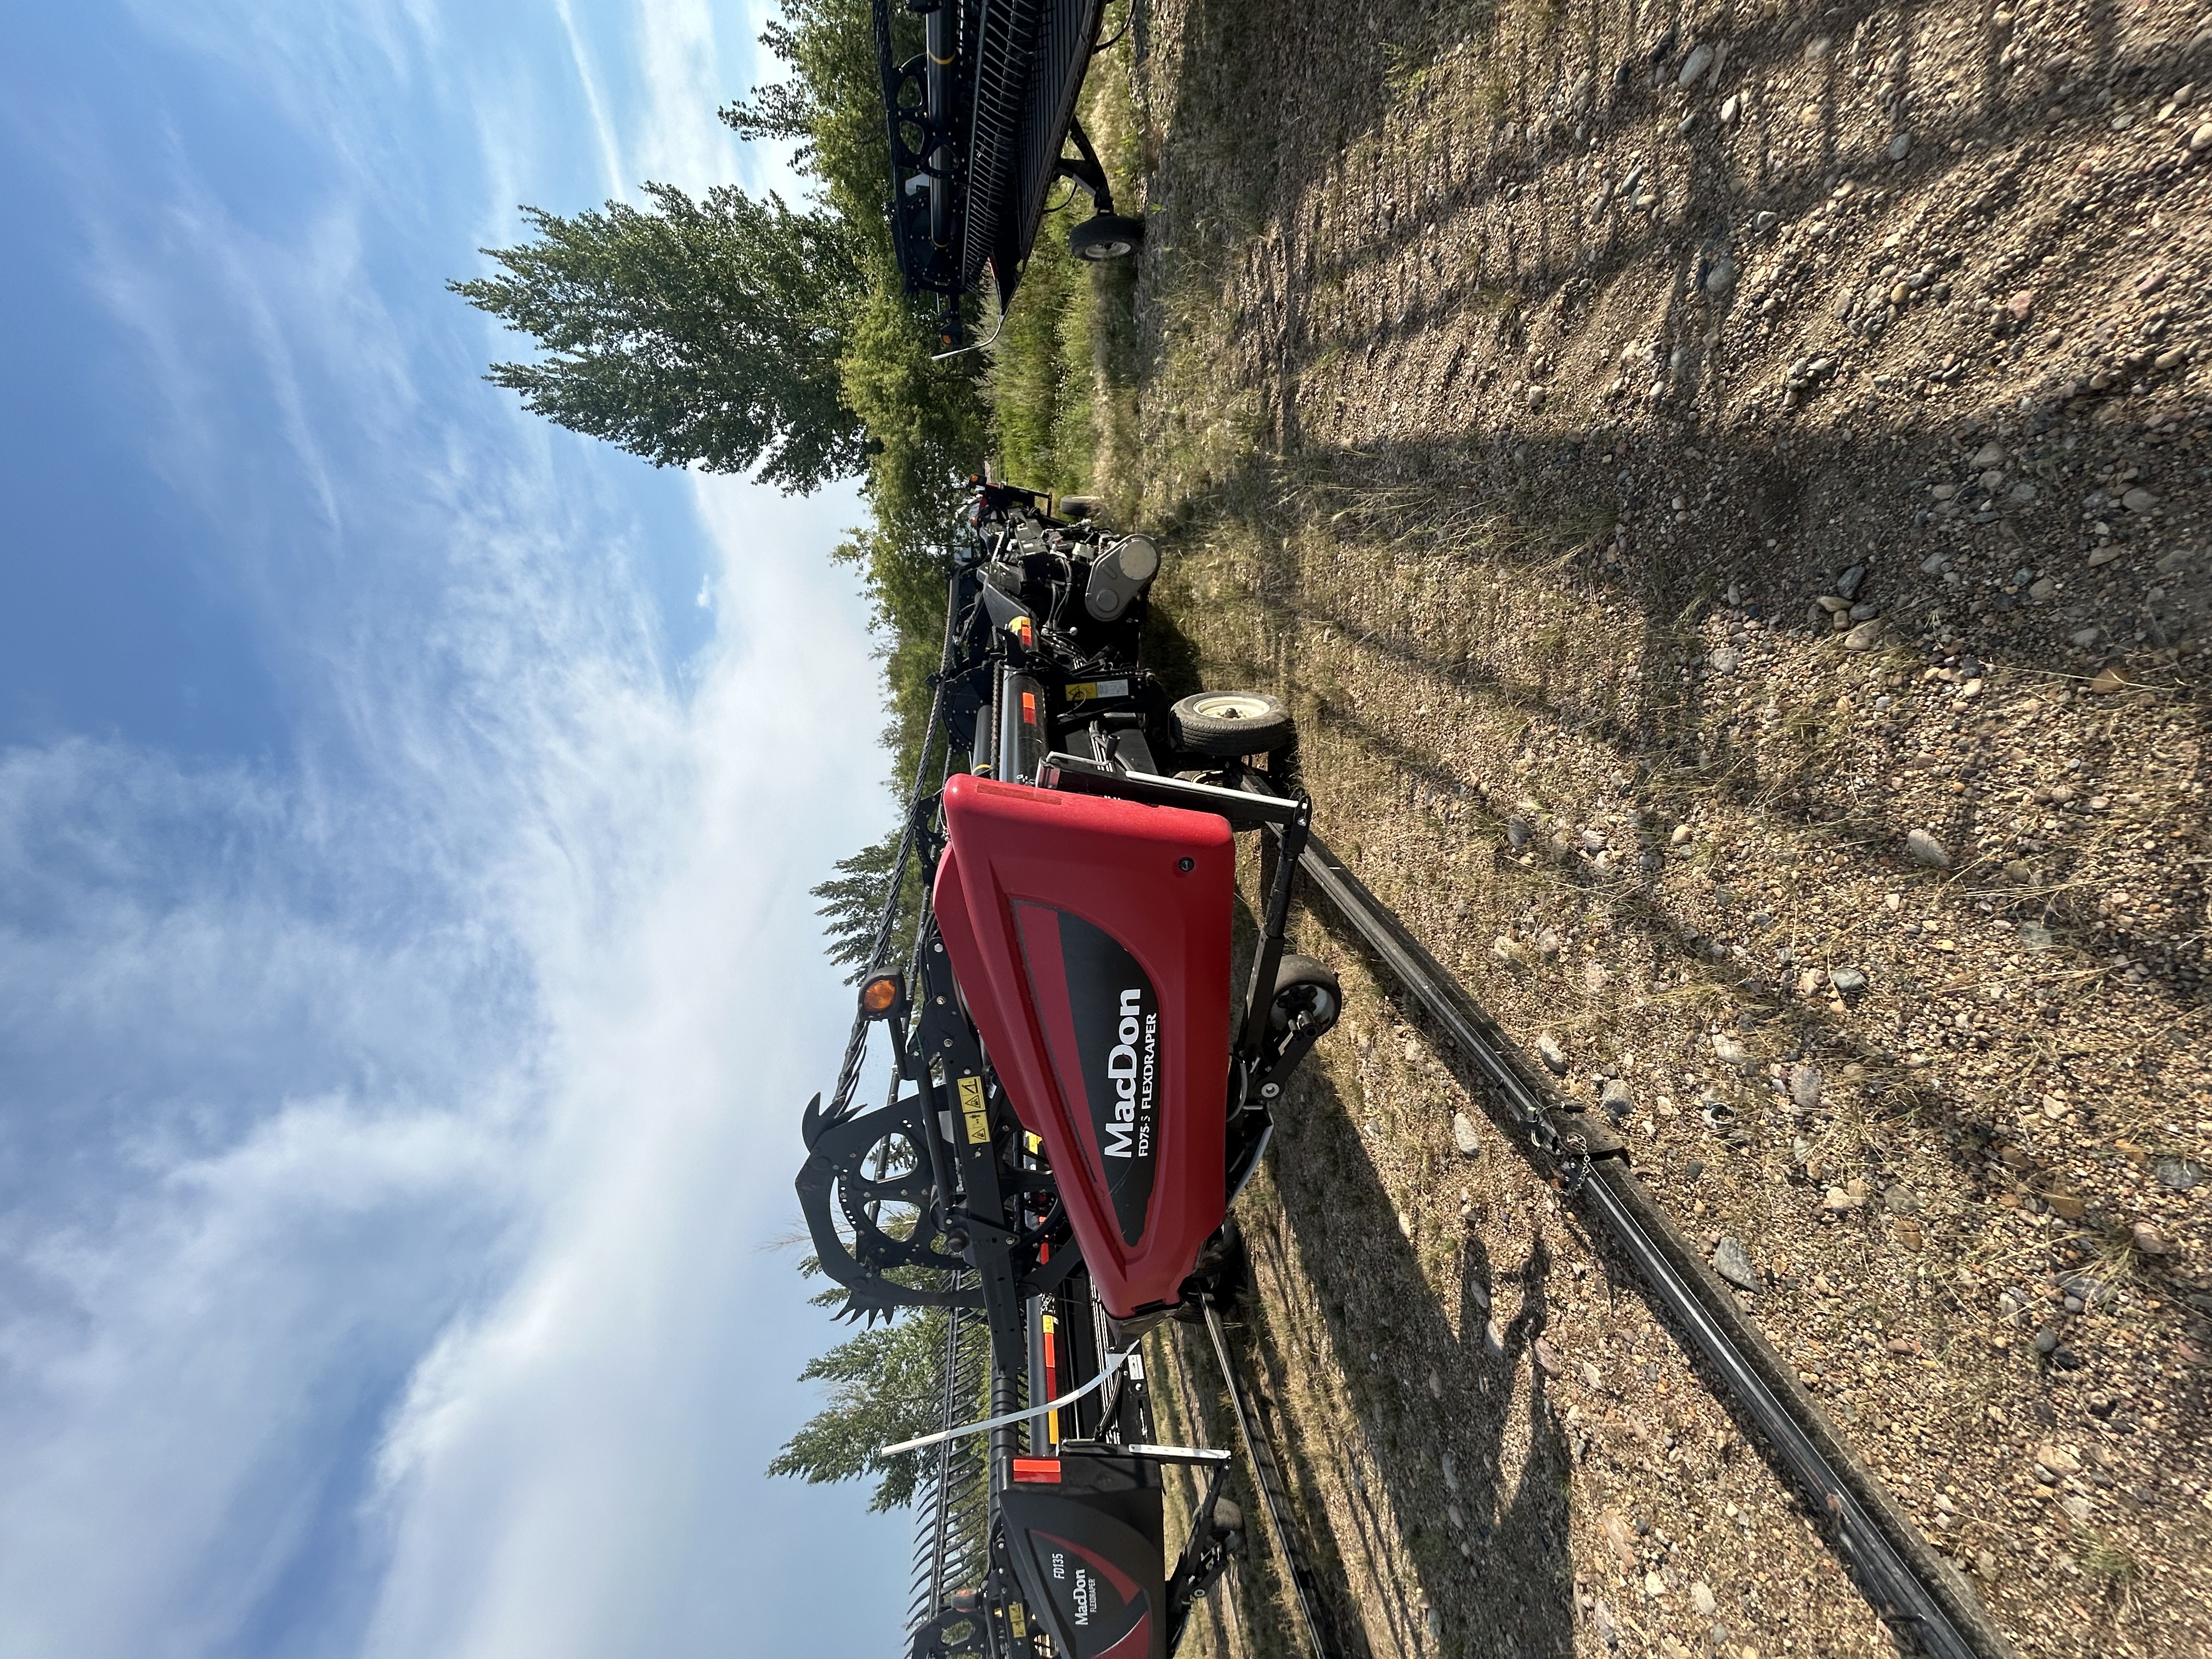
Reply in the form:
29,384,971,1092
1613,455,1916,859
881,1347,1138,1456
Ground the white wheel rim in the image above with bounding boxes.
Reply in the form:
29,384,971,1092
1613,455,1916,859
1190,693,1273,721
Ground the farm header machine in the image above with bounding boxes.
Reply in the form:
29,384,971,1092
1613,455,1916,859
873,0,1143,352
796,483,1341,1659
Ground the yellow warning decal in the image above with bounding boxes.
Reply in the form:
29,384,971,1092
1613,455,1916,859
1007,1604,1027,1639
1063,678,1132,704
957,1074,990,1145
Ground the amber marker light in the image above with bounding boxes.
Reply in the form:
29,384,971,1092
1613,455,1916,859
860,974,902,1018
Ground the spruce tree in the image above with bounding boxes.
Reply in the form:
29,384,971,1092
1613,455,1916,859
451,183,867,492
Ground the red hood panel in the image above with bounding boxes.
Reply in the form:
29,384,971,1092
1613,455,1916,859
933,775,1230,1318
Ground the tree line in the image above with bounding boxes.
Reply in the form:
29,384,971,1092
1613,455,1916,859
452,0,988,1513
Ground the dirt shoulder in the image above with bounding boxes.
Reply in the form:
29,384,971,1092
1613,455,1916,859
1098,1,2212,1655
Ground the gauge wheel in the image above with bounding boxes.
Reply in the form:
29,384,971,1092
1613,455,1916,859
1269,955,1341,1039
1069,213,1144,262
1170,690,1295,757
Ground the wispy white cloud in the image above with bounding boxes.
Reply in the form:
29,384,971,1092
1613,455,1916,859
1,1,915,1655
627,0,741,193
552,0,633,203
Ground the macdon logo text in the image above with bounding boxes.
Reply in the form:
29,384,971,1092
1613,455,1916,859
1100,986,1158,1161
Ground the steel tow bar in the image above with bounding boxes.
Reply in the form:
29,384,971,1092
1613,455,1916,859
1201,1301,1340,1659
1256,783,2011,1659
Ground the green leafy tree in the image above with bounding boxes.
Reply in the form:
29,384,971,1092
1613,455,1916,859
450,183,868,493
720,3,903,232
769,1306,983,1511
810,828,924,983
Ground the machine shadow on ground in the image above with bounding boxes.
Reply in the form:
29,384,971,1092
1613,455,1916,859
1147,403,2208,1339
1159,890,1579,1658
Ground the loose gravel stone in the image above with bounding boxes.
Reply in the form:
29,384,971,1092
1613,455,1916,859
1788,1063,1823,1110
2131,1221,2171,1255
1711,1032,1754,1070
1600,1511,1638,1568
1713,1235,1759,1291
1904,827,1952,869
1452,1111,1483,1156
1842,619,1883,650
1600,1079,1634,1119
2155,1157,2203,1192
1538,1034,1569,1074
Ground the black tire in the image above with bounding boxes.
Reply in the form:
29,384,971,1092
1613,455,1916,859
1270,954,1341,1038
1170,690,1295,757
1057,494,1103,520
1175,1218,1250,1319
1069,213,1144,262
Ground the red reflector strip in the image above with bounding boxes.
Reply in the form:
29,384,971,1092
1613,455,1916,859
1021,690,1037,724
1011,1458,1062,1484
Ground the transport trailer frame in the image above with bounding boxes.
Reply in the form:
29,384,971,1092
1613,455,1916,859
875,0,1139,352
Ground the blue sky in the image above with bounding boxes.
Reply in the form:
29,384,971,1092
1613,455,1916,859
0,2,911,1655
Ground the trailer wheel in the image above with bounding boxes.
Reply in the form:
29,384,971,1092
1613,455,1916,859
1170,690,1294,757
1269,955,1341,1039
1057,494,1102,520
1176,1218,1250,1318
1069,213,1144,262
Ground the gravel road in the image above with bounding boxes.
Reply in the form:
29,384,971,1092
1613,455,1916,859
1093,1,2212,1654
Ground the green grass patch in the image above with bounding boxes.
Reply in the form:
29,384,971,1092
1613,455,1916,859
985,225,1092,493
985,52,1143,500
